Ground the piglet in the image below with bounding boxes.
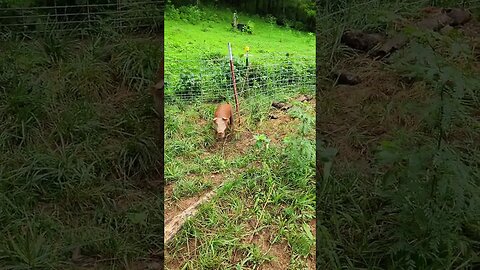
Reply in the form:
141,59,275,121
213,103,234,140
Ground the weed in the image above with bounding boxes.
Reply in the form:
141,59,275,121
173,177,213,200
242,95,271,128
111,39,163,92
62,54,113,100
1,222,59,269
374,37,480,268
175,72,202,100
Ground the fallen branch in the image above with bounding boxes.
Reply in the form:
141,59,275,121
164,182,225,244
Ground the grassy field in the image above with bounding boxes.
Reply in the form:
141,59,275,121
0,26,163,269
164,4,315,104
165,5,315,60
317,1,480,269
165,92,316,269
164,4,316,269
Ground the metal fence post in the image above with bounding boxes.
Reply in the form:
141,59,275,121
228,43,240,119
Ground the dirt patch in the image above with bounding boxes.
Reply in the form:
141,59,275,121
252,223,315,270
320,55,418,166
255,231,290,270
258,112,300,144
206,127,255,159
165,237,200,270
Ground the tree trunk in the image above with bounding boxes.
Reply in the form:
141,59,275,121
295,2,299,21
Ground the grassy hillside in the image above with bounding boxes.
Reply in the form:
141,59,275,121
317,1,480,269
165,5,314,63
0,28,163,269
164,5,315,102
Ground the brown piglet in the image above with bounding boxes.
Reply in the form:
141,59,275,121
213,103,234,140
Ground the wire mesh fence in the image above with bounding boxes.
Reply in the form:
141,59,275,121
165,53,315,104
0,0,164,35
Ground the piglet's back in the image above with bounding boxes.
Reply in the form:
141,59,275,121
214,103,232,118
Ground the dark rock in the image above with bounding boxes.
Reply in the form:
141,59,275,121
341,30,385,51
416,12,454,31
446,8,472,26
331,71,361,85
296,95,312,102
272,102,292,111
372,33,409,57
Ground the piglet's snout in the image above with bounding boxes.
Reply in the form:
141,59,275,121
216,126,226,137
215,122,227,139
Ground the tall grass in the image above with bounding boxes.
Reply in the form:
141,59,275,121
0,18,163,268
317,0,480,269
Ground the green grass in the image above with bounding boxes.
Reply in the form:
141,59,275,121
165,91,316,269
165,5,315,60
0,25,162,268
317,1,480,269
164,5,315,102
163,13,316,266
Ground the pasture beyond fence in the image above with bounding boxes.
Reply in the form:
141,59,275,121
165,53,315,104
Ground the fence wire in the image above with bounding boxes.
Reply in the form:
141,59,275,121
0,0,164,35
165,53,315,104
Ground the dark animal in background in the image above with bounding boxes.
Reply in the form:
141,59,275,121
231,11,252,34
231,23,252,34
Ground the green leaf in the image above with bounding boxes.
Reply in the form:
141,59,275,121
323,161,332,181
303,223,314,241
319,147,337,163
127,212,147,225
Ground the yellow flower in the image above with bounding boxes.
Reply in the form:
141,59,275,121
244,46,250,52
